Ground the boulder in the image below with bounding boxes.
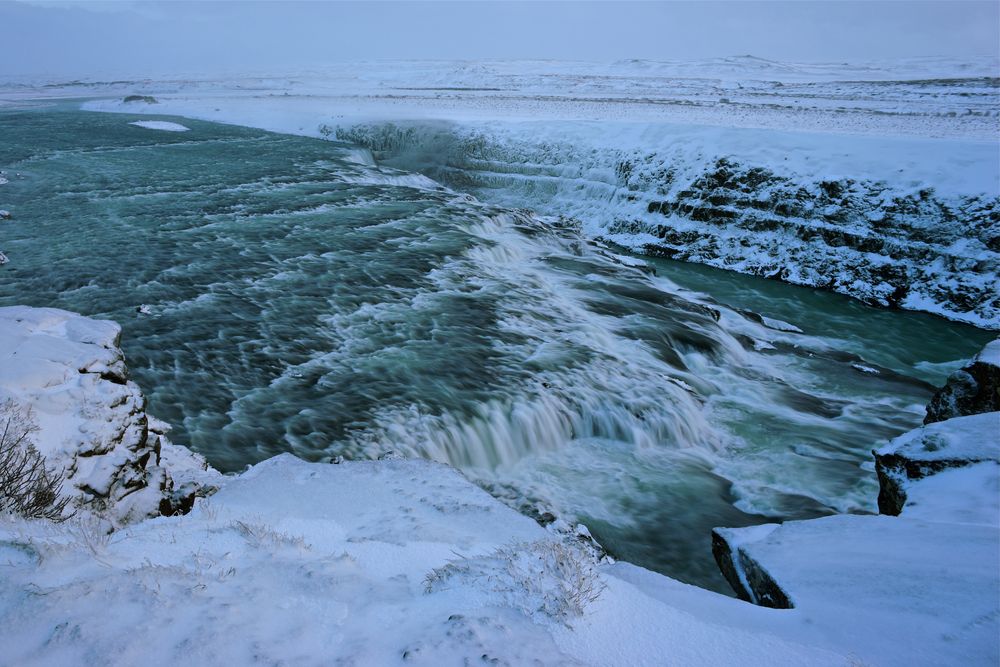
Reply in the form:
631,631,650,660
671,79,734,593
925,338,1000,423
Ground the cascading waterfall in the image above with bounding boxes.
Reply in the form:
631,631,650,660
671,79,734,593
0,106,992,593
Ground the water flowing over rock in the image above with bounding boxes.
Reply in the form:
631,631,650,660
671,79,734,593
0,306,219,524
336,121,1000,329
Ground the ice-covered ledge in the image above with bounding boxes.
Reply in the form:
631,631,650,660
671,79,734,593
0,306,220,524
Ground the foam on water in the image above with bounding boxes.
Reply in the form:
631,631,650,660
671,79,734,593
0,107,992,593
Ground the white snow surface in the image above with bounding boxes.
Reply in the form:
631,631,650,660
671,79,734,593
127,120,189,132
716,513,999,667
876,411,1000,464
973,337,1000,367
0,454,869,667
901,462,1000,526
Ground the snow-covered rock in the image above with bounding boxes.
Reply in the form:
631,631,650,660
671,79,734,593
0,306,219,523
874,411,1000,515
924,338,1000,423
711,514,999,667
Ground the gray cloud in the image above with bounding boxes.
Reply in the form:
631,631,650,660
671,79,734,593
4,1,998,79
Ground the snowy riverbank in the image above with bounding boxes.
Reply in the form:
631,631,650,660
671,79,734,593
1,306,997,665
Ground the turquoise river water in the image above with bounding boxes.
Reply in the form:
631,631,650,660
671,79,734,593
0,105,992,593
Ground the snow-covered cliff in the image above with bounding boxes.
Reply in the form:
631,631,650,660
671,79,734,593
335,120,999,329
0,306,219,524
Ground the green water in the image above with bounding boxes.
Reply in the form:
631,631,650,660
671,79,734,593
0,105,992,593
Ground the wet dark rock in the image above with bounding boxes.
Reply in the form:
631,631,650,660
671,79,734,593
924,340,1000,424
711,526,793,608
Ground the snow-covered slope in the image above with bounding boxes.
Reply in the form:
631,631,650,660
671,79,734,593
0,306,218,523
1,454,851,666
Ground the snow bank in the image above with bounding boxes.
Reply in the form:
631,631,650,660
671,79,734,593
128,120,189,132
713,514,999,667
874,411,1000,515
0,306,218,523
900,462,999,526
0,453,851,666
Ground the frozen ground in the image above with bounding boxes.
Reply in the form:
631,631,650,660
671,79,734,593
30,56,997,327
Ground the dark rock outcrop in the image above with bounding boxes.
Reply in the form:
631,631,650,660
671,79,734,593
924,339,1000,423
711,526,792,609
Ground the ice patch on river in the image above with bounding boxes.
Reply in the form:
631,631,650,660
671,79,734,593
128,120,189,132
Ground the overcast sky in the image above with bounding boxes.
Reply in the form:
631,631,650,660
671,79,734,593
3,1,998,78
